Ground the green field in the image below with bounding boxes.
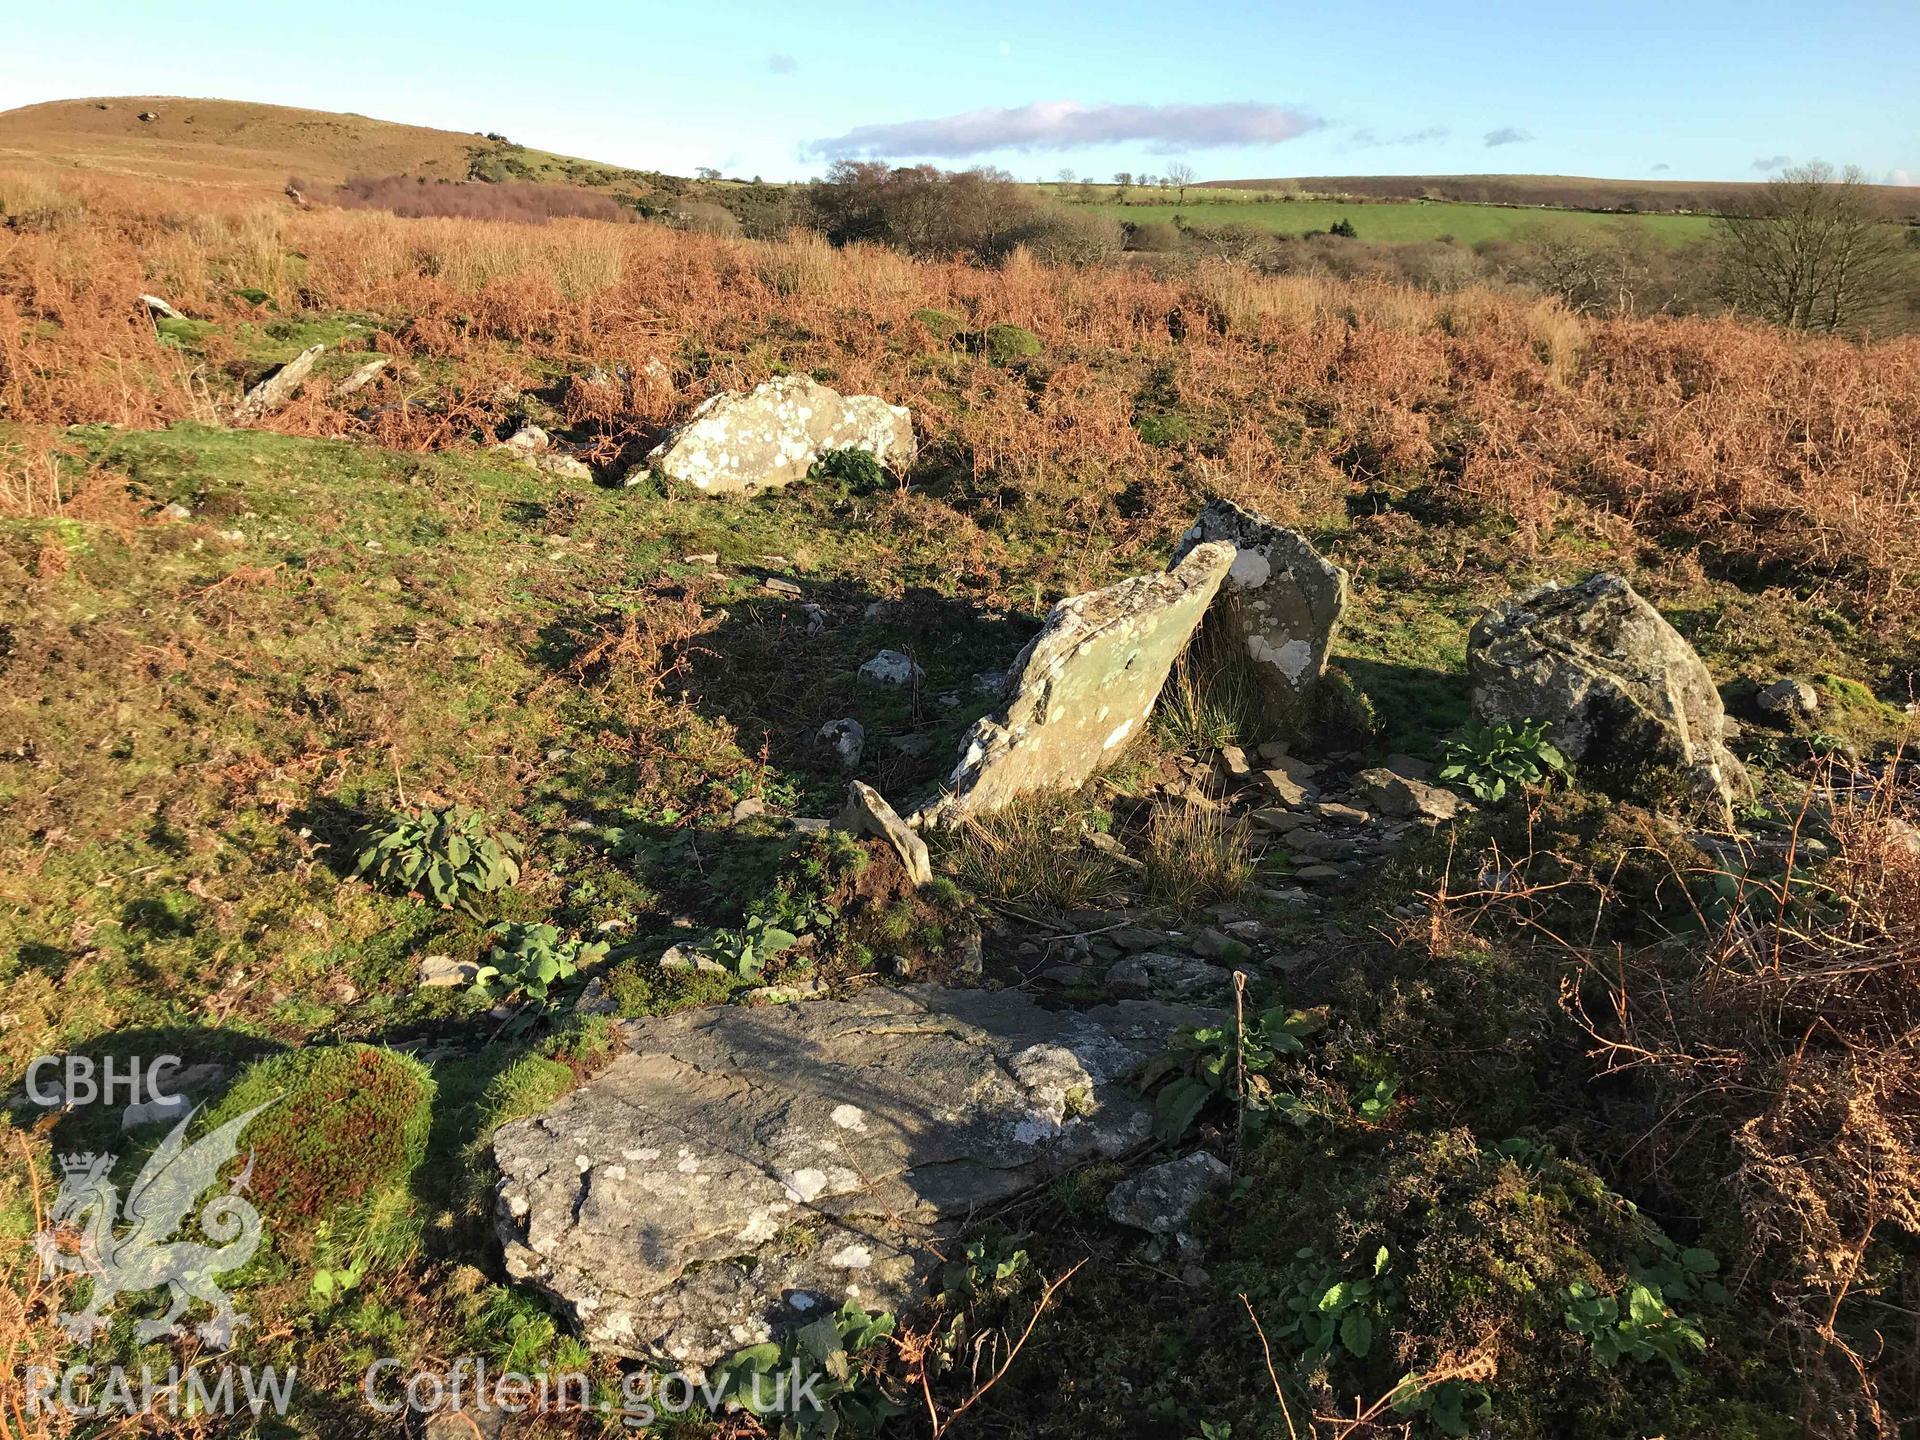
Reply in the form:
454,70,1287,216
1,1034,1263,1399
1049,192,1716,246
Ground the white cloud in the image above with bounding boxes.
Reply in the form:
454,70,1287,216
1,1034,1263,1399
1483,126,1532,148
767,53,796,75
805,99,1324,159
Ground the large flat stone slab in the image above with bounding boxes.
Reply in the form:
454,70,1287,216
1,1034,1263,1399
640,375,914,495
493,986,1213,1369
920,542,1235,823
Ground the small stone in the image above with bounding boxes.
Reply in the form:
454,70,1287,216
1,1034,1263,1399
659,944,727,974
1294,864,1345,882
1223,919,1263,940
1038,964,1088,986
803,604,828,634
1312,801,1371,827
1106,1152,1232,1235
817,718,865,769
762,577,803,598
730,796,768,823
858,650,924,688
683,552,719,565
1249,807,1308,834
1258,769,1318,807
970,670,1008,697
1190,928,1249,963
1106,952,1233,1002
497,423,551,454
1756,678,1819,719
888,733,936,758
1257,741,1290,761
418,955,480,988
790,816,830,835
1217,745,1251,778
160,502,192,522
1351,768,1461,821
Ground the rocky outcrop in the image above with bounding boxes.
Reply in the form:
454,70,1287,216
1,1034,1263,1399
492,987,1214,1370
1467,573,1748,818
1171,499,1348,712
638,375,914,495
921,542,1235,823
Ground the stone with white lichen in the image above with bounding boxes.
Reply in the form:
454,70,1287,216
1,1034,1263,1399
493,986,1217,1372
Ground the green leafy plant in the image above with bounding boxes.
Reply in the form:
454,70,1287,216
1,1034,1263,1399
1563,1280,1706,1377
1140,1005,1325,1141
1439,719,1570,802
699,914,802,980
940,1232,1030,1302
1273,1245,1396,1367
469,921,607,1005
808,446,887,492
1389,1375,1493,1437
1352,1077,1398,1122
709,1301,904,1438
352,805,524,912
307,1220,367,1305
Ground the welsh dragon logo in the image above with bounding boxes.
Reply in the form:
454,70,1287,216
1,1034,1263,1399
34,1103,272,1345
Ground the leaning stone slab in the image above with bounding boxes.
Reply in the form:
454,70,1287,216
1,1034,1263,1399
234,344,325,422
493,986,1215,1370
1467,572,1749,819
1106,1151,1231,1236
638,375,914,495
1171,499,1348,712
834,781,931,886
921,542,1235,823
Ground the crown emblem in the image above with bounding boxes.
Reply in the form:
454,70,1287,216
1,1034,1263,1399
59,1151,113,1176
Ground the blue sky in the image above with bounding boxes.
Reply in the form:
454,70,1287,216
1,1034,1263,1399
3,0,1914,184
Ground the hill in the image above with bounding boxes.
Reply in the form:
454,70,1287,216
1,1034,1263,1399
0,95,667,198
1203,171,1920,219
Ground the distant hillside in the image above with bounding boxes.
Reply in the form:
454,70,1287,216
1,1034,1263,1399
1202,173,1920,220
0,96,671,200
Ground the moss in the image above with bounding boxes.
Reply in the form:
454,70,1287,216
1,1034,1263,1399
912,307,963,340
200,1044,434,1234
982,323,1042,365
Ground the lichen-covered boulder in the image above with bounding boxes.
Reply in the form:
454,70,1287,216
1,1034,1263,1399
1171,499,1348,713
1467,573,1749,818
638,375,914,495
920,542,1235,823
492,986,1213,1370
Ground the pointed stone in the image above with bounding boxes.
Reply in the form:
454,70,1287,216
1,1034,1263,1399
922,543,1235,823
1171,499,1349,715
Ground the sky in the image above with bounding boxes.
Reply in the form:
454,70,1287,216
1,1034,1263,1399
2,0,1915,185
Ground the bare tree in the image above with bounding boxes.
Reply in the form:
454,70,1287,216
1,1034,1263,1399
1715,163,1910,333
1164,162,1196,204
1055,167,1077,187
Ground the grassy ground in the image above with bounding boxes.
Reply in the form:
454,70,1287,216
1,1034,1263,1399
1047,190,1716,245
3,175,1917,1437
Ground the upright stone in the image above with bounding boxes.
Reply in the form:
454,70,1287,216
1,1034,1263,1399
638,375,914,495
1170,499,1348,715
922,542,1235,822
1467,572,1749,819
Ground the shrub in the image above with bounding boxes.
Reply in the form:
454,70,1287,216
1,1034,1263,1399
326,174,635,225
199,1045,434,1234
808,446,888,492
351,805,524,912
981,323,1042,365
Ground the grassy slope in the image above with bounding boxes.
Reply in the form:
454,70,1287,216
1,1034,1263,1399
0,96,658,196
5,404,1908,1432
